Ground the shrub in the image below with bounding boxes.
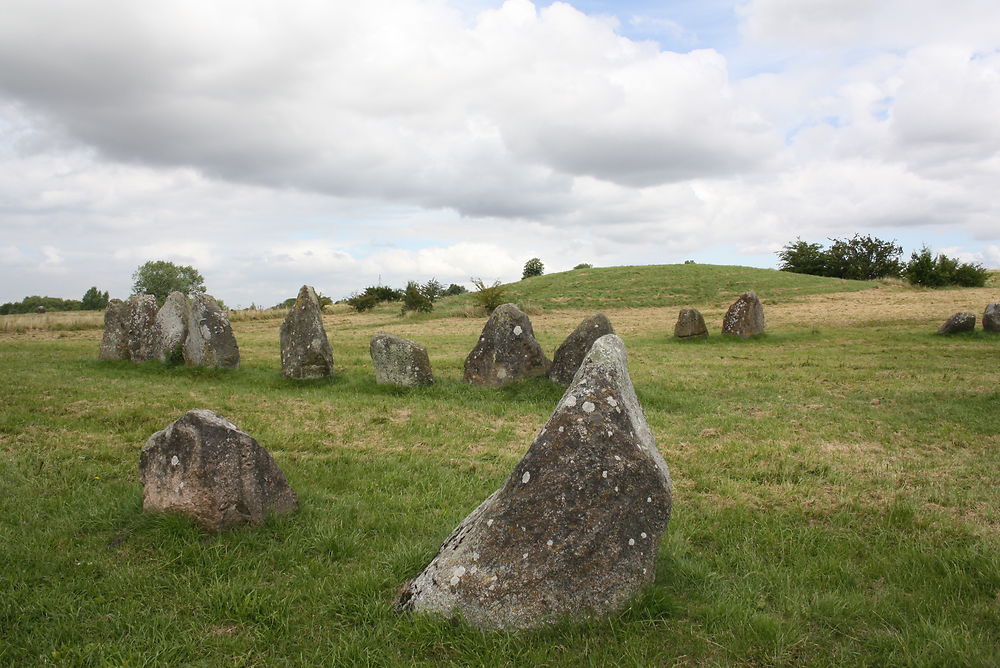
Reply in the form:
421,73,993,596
346,293,379,312
444,283,468,296
573,263,593,270
903,246,989,287
471,277,507,313
363,285,404,302
81,286,110,310
401,281,434,314
522,258,544,279
421,278,444,301
777,235,902,279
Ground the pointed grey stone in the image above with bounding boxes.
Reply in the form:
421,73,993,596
674,308,708,339
464,303,551,386
549,312,614,386
152,292,189,364
139,409,298,532
184,294,240,369
937,312,976,334
722,291,765,337
398,334,672,629
370,332,434,387
98,299,129,361
279,285,334,379
983,303,1000,333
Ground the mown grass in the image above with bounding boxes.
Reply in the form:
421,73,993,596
1,267,998,666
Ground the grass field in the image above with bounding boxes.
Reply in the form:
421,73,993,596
1,265,998,666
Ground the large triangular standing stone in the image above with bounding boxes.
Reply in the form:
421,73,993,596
151,291,189,364
184,294,240,369
464,303,551,386
722,290,765,337
397,334,672,629
548,312,614,386
279,285,334,379
98,299,129,361
139,409,298,532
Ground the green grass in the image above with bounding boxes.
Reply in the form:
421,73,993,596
1,266,998,666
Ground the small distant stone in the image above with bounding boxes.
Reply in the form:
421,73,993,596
139,409,298,532
184,294,240,369
983,303,1000,333
937,312,976,335
549,312,614,386
674,308,708,339
280,285,334,379
151,291,189,364
722,291,765,337
370,332,434,387
464,304,550,386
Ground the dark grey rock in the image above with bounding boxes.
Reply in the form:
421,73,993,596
184,294,240,369
279,285,334,379
139,409,298,532
464,303,551,386
674,308,708,339
98,299,129,361
370,332,434,387
152,292,189,364
549,312,614,386
398,334,672,629
983,303,1000,333
722,291,765,337
937,312,976,335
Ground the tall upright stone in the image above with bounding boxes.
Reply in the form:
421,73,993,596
398,334,672,630
151,291,190,364
139,409,298,532
98,299,129,361
549,312,614,387
184,294,240,369
983,303,1000,333
279,285,334,379
722,290,765,337
464,303,551,386
370,333,434,387
674,308,708,339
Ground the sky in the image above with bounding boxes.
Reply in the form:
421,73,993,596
2,0,999,307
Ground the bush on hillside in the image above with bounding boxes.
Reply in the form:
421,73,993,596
421,278,444,301
401,281,434,314
0,296,83,315
471,277,506,313
777,235,902,280
522,258,544,279
573,263,592,269
346,293,379,312
444,283,468,296
903,246,989,287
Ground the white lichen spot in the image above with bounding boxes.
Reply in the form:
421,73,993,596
513,325,523,335
582,401,595,413
521,471,531,484
558,426,565,433
170,455,180,466
473,551,480,561
565,395,577,407
614,486,619,492
454,565,466,578
486,519,494,527
522,552,528,559
602,470,608,478
497,368,507,379
607,397,618,407
641,532,648,539
607,430,613,437
179,481,185,490
647,496,652,503
628,538,635,546
643,568,647,575
470,565,478,574
450,576,461,586
614,455,621,461
546,539,553,547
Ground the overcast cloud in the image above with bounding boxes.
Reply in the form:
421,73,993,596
1,0,999,306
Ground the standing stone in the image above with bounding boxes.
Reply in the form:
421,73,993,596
279,285,334,379
370,333,434,387
397,334,672,630
464,303,551,386
937,312,976,335
184,294,240,369
126,295,160,363
549,312,614,387
983,303,1000,333
151,291,190,364
674,308,708,339
98,299,129,361
139,409,298,532
722,291,765,337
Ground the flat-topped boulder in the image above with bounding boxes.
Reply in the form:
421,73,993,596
139,409,298,532
464,303,551,386
184,294,240,369
549,312,614,387
722,291,765,337
397,334,672,630
126,295,159,363
983,303,1000,333
98,299,129,361
937,312,976,335
151,291,189,364
370,333,434,387
279,285,334,379
674,308,708,339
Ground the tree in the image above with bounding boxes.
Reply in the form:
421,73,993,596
131,260,205,304
824,234,902,280
573,263,593,269
522,258,544,280
903,246,989,287
81,286,110,310
444,283,468,296
776,239,827,275
401,281,434,314
421,278,444,301
471,277,507,313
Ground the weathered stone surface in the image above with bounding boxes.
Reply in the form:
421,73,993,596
722,291,765,337
983,303,1000,333
398,334,672,630
98,299,129,361
279,285,334,379
464,303,551,386
139,409,298,532
126,295,160,362
937,312,976,334
370,332,434,387
184,294,240,369
674,308,708,339
549,312,614,386
151,292,189,364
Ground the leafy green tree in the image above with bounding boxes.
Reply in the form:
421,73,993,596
346,293,378,312
903,246,989,287
573,263,593,269
824,234,902,280
131,260,205,304
81,286,110,310
522,258,544,279
471,277,506,313
776,239,827,275
421,278,444,301
444,283,467,296
401,281,434,314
